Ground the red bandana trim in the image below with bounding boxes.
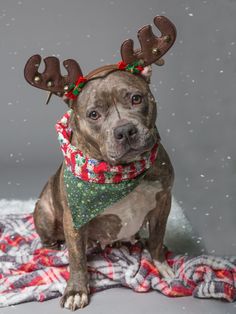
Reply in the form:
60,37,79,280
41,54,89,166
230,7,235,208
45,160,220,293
55,110,158,184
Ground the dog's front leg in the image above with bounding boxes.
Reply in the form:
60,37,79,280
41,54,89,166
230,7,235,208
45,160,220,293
60,206,89,311
147,191,175,279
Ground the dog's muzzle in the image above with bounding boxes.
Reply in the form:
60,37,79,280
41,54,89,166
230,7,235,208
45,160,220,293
113,122,138,143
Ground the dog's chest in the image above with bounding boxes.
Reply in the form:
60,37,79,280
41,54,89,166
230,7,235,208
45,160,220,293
98,178,163,241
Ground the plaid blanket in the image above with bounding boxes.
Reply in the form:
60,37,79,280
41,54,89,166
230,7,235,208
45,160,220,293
0,214,235,307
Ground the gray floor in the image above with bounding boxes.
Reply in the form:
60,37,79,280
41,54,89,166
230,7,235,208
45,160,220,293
0,0,235,313
1,289,236,314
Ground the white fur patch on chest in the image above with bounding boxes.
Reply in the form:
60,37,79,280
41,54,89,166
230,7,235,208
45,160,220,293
100,179,163,241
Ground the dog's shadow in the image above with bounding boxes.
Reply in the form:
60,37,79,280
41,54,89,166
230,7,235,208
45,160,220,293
164,198,205,256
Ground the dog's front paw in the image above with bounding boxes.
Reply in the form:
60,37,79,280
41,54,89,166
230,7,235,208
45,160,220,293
154,260,175,279
60,290,89,311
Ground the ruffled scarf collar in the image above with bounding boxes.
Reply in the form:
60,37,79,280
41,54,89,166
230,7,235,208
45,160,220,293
55,110,158,184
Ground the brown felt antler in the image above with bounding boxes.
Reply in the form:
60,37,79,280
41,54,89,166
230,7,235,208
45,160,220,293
120,16,176,66
24,54,83,95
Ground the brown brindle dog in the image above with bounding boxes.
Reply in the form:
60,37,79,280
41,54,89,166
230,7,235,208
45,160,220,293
24,16,176,311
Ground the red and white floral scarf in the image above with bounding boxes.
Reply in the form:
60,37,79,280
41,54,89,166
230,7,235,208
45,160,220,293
55,110,158,184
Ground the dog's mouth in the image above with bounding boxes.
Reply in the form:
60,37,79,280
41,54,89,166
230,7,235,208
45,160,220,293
109,147,140,161
106,139,157,165
103,125,160,165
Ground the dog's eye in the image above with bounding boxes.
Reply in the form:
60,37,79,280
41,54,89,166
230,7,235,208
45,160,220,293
88,110,100,120
131,94,142,105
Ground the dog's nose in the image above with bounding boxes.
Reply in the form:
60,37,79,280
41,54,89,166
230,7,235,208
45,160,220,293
114,123,138,142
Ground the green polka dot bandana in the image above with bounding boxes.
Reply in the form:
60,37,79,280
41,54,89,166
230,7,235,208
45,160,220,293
64,166,146,229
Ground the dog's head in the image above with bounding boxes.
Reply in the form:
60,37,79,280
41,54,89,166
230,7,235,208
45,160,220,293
24,16,176,165
67,66,158,165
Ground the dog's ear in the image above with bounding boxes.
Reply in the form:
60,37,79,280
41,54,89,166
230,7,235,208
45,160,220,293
24,54,83,106
62,95,77,109
140,56,166,83
140,65,152,83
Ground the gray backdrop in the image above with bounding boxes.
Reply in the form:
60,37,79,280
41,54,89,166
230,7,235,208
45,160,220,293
0,0,235,259
0,1,236,313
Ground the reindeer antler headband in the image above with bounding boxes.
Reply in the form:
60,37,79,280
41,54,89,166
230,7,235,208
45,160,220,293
24,16,176,103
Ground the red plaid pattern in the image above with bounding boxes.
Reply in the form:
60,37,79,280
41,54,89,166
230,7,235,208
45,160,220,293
0,213,235,307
